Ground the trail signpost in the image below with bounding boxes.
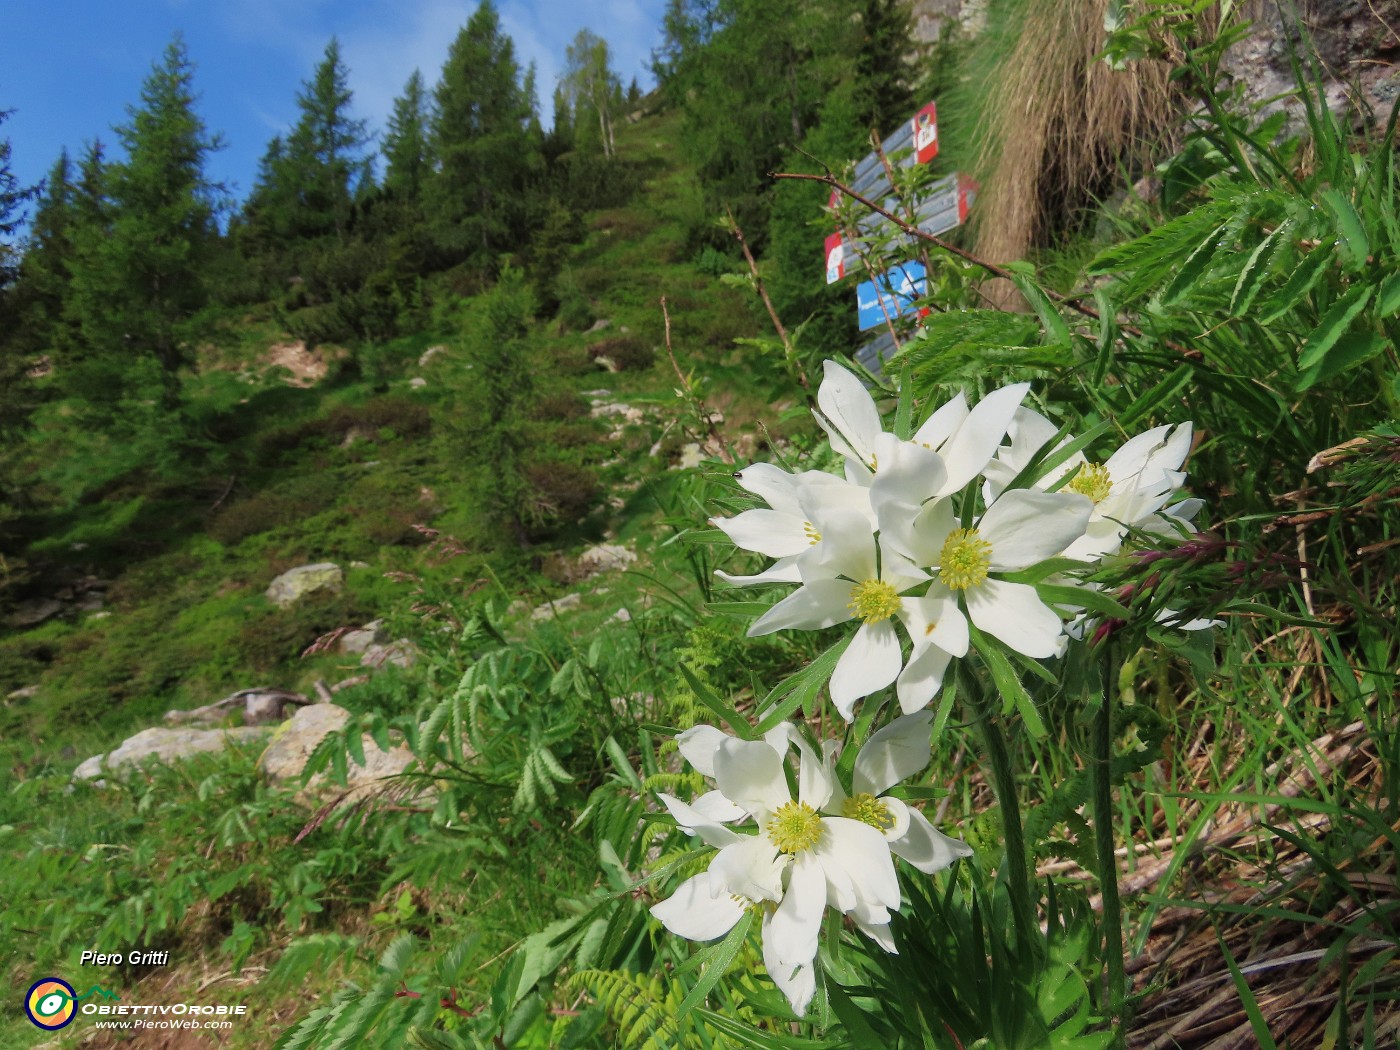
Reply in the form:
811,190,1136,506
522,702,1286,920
821,99,977,374
856,261,926,332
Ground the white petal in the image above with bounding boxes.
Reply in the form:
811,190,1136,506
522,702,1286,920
869,436,947,539
856,917,898,955
715,556,803,587
890,805,974,874
650,872,746,941
795,734,836,811
875,794,912,841
853,712,933,797
895,643,950,713
748,579,853,636
676,725,728,778
767,852,827,968
711,835,787,903
911,390,968,449
690,790,747,824
829,620,903,721
904,495,957,568
712,509,816,559
980,489,1092,570
815,360,883,470
658,793,740,848
899,595,968,657
733,461,805,514
714,738,789,816
937,382,1029,495
1103,425,1171,484
817,818,900,910
761,911,816,1016
966,578,1066,659
798,508,877,582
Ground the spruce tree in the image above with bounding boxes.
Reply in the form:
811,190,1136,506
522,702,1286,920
429,1,537,266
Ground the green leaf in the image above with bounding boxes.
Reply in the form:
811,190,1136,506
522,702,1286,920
1295,284,1373,373
1010,274,1071,346
1320,188,1370,272
753,635,852,734
1160,221,1228,305
1230,220,1290,315
676,663,752,738
1297,329,1387,391
674,909,754,1020
970,624,1045,737
1036,583,1130,621
1376,272,1400,316
1258,243,1334,322
705,600,775,619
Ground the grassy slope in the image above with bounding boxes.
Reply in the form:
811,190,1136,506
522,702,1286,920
0,104,788,1048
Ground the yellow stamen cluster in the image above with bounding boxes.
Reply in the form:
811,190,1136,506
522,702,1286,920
767,800,824,854
1067,462,1113,504
802,521,822,545
842,793,895,832
938,528,992,591
848,578,901,624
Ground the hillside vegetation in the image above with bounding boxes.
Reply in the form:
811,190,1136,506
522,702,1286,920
1,2,1398,1048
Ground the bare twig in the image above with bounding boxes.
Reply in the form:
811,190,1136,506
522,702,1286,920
659,296,736,464
724,207,806,392
209,474,238,512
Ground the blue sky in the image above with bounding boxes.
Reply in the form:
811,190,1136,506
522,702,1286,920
2,0,660,218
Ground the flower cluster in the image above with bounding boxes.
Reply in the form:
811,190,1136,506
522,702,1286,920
650,713,970,1014
714,361,1197,718
650,360,1202,1015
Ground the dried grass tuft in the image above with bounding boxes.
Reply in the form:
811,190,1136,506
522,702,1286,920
971,0,1179,271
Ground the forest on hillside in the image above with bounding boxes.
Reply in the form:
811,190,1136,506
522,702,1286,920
1,1,1398,1048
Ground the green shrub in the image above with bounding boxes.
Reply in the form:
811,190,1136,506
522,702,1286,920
209,473,343,546
528,391,588,422
522,458,599,538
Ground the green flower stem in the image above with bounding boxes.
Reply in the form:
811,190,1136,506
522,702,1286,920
964,668,1036,960
1093,643,1128,1036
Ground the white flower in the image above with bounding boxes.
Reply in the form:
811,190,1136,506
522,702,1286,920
813,361,1028,499
745,509,946,719
808,713,972,918
651,733,901,1015
902,488,1093,659
710,462,873,587
984,407,1196,563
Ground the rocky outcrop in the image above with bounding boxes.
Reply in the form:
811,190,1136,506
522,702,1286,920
265,563,343,608
74,726,272,785
258,703,420,807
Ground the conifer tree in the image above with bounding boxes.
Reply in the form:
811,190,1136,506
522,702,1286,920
0,110,39,289
13,150,77,355
66,36,222,399
383,70,432,203
430,1,537,265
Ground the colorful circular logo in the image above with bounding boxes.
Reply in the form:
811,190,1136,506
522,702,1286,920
25,977,77,1030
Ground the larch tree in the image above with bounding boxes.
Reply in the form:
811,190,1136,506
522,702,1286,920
429,1,538,266
382,70,433,204
66,36,223,402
